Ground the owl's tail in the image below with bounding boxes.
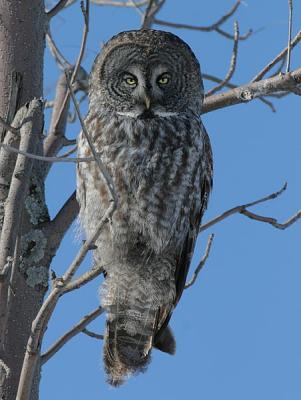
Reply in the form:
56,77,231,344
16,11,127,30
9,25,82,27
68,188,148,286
103,303,157,386
103,303,176,386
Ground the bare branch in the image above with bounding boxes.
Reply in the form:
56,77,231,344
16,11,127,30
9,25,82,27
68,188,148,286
95,0,148,5
185,234,215,289
44,191,79,255
142,0,166,29
0,99,44,347
214,26,252,41
47,0,70,19
240,208,301,230
258,97,276,113
65,72,117,203
58,0,149,10
202,68,301,114
41,307,104,364
43,72,71,161
210,0,242,27
154,1,252,41
82,328,104,340
50,0,90,141
0,142,93,163
63,263,106,294
203,73,237,89
206,21,239,96
203,75,281,111
46,29,71,70
286,0,293,73
252,30,301,82
199,183,290,233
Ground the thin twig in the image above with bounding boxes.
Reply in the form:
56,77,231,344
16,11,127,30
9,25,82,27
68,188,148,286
286,0,293,73
206,21,239,96
258,97,276,113
63,263,106,294
185,234,215,289
154,2,252,43
41,307,104,364
0,143,93,163
199,183,287,232
252,30,301,82
203,73,237,89
51,0,90,135
155,0,243,33
46,29,72,70
82,328,104,340
92,0,148,6
214,26,252,41
240,208,301,230
65,72,117,203
199,183,301,234
46,0,70,19
62,0,149,8
142,0,165,29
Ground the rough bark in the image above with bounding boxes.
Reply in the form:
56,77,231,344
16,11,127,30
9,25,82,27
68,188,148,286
0,2,47,400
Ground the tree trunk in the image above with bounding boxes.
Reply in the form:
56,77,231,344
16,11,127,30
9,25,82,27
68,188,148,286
0,2,46,400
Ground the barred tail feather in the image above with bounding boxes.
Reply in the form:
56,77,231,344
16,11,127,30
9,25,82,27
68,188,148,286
103,304,157,386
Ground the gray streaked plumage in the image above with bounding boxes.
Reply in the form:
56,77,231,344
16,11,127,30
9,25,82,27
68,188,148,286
77,29,213,386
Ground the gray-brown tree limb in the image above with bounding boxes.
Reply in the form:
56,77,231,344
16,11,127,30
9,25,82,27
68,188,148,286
0,99,44,348
199,183,301,233
154,0,252,41
203,68,301,114
41,306,104,364
206,21,239,96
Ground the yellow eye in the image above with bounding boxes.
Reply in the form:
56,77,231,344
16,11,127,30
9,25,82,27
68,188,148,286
157,74,170,85
124,76,137,86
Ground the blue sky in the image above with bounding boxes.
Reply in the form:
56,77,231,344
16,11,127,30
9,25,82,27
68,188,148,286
42,1,301,399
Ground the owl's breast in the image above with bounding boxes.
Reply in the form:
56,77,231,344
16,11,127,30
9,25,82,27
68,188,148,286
105,117,203,253
78,114,204,253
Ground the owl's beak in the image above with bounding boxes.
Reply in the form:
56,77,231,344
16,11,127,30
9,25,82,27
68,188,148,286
143,94,151,110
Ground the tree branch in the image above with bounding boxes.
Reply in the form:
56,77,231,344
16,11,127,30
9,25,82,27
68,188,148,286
154,1,252,41
62,262,106,294
82,328,103,340
206,21,239,96
0,99,44,348
142,0,165,29
0,142,93,164
286,0,293,73
240,208,301,230
41,306,104,364
252,30,301,82
185,234,215,289
65,72,117,204
47,0,70,19
44,191,79,258
202,68,301,114
199,183,301,234
47,0,90,161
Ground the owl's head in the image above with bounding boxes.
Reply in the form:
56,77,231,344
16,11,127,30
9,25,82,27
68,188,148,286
89,29,204,118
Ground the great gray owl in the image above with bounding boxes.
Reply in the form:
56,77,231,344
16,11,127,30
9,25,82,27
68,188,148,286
77,29,213,386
